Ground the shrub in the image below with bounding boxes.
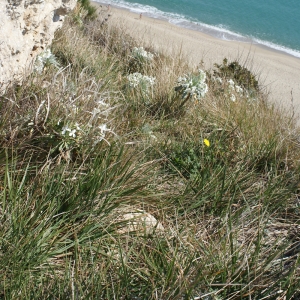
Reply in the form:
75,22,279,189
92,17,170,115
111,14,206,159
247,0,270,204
213,58,259,94
77,0,97,20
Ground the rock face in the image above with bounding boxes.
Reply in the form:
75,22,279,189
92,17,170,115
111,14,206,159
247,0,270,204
0,0,77,89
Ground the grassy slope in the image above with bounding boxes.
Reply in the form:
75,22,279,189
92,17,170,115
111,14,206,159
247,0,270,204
0,4,300,299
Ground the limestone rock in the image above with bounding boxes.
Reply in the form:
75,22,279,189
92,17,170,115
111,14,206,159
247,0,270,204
0,0,76,90
117,207,164,235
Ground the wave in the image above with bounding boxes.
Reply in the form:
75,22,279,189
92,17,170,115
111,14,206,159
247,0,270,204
251,38,300,58
95,0,300,59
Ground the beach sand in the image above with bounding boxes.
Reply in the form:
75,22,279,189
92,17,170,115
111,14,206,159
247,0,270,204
93,2,300,120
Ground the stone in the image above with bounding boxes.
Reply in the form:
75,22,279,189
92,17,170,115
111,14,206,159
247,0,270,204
0,0,76,91
117,207,164,235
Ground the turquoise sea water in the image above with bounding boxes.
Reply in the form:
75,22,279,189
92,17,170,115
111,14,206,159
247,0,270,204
96,0,300,58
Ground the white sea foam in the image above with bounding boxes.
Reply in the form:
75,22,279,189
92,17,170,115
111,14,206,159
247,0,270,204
252,38,300,58
95,0,300,59
169,19,249,42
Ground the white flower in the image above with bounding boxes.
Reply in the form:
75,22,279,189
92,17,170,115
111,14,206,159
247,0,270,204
235,85,243,94
230,94,236,102
61,125,71,135
75,123,81,131
228,79,235,86
99,123,109,134
97,99,109,107
69,129,76,138
93,123,116,145
61,124,78,138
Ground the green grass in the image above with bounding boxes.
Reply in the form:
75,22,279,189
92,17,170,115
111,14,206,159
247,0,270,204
0,2,300,299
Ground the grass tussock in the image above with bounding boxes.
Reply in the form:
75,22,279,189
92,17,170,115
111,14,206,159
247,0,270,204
1,3,300,299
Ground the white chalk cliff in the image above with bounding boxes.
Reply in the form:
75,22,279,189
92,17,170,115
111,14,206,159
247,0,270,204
0,0,76,89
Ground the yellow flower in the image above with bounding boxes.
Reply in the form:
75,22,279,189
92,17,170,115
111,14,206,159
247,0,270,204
203,138,210,147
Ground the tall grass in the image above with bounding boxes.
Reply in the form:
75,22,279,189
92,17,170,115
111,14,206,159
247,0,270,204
0,2,300,299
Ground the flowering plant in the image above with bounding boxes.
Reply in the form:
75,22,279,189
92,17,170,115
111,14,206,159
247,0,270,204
128,47,154,73
227,78,245,101
34,49,60,74
61,123,81,138
127,72,155,96
53,90,116,151
175,69,208,101
212,58,260,98
211,76,246,102
132,47,154,62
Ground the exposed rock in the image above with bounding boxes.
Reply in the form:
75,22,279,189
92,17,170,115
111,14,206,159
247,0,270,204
0,0,76,90
117,206,164,235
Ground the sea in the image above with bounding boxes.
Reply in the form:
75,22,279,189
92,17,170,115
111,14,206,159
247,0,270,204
96,0,300,58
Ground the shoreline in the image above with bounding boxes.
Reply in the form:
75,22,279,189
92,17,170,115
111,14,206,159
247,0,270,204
92,1,300,120
94,1,300,60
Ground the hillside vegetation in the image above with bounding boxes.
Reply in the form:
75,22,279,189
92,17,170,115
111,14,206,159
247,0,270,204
1,3,300,299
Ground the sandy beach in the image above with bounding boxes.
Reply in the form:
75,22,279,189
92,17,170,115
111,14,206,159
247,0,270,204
93,2,300,119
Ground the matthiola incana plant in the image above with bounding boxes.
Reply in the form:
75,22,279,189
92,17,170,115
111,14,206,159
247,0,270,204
127,72,155,96
54,90,117,150
60,122,83,139
34,49,60,74
132,47,154,62
175,69,208,101
128,47,154,73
